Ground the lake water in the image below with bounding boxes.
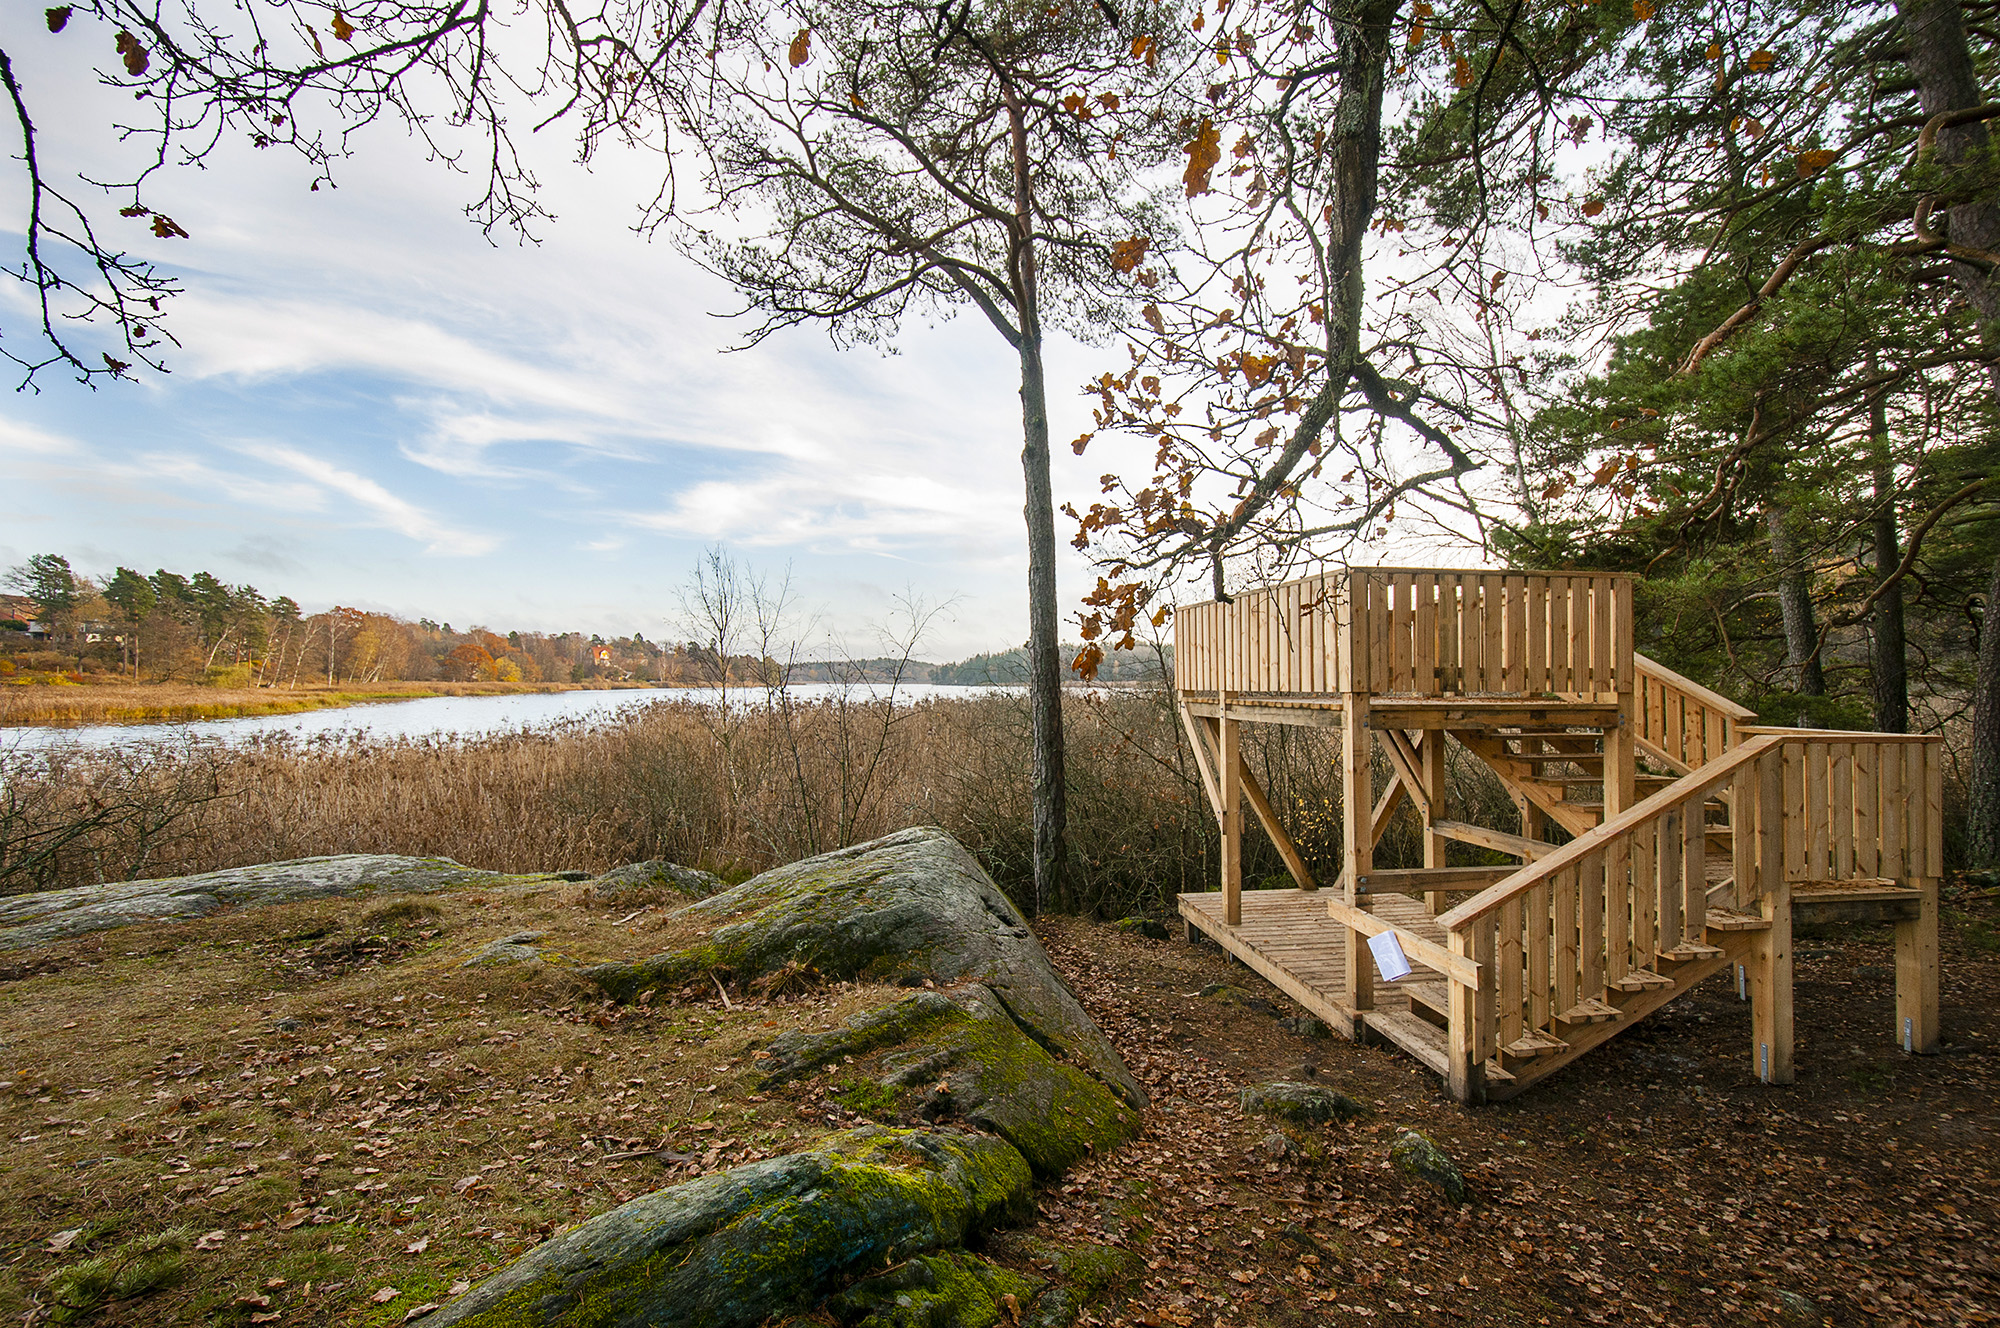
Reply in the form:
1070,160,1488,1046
0,682,1028,753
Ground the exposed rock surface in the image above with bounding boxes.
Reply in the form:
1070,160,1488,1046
584,859,722,903
584,827,1143,1110
755,985,1140,1177
1239,1080,1366,1125
1390,1128,1466,1204
422,1125,1031,1328
0,855,506,951
430,827,1144,1328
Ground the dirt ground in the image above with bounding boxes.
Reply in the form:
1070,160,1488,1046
1,877,1995,1327
1030,884,2000,1328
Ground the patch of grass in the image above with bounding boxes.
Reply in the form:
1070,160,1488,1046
0,883,902,1326
43,1227,189,1323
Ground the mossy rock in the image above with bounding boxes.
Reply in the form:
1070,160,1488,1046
826,1251,1043,1328
1198,983,1278,1016
988,1235,1141,1328
1113,917,1169,940
1238,1081,1366,1125
1389,1129,1466,1204
756,986,1142,1177
0,855,514,951
585,859,723,903
583,828,1143,1109
422,1126,1032,1328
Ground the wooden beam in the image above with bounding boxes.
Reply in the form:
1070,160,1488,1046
1175,699,1225,822
1371,771,1409,848
1238,757,1316,891
1895,877,1939,1054
1750,876,1793,1084
1446,927,1486,1105
1221,712,1242,928
1325,897,1480,986
1421,731,1451,912
1342,691,1374,1020
1356,866,1519,892
1429,819,1554,861
1377,728,1432,818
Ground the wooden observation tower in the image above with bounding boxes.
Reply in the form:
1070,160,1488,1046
1172,567,1944,1103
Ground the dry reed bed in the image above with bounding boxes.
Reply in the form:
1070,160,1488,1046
2,692,1519,913
0,679,637,728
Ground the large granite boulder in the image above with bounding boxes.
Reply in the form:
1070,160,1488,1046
420,1126,1032,1328
583,827,1143,1110
0,855,506,951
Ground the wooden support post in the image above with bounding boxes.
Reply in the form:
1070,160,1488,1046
1422,732,1450,914
1896,877,1940,1054
1751,748,1792,1084
1604,694,1638,819
1342,691,1374,1027
1750,876,1794,1084
1221,709,1242,928
1239,758,1315,891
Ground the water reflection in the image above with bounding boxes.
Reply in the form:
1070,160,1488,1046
0,682,1027,752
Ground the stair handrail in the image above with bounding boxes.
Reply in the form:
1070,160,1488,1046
1630,652,1757,722
1435,733,1785,935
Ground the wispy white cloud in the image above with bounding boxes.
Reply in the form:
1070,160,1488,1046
253,444,499,556
0,418,82,455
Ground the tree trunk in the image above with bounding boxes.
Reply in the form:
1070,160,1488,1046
1870,452,1909,733
1765,504,1826,696
1018,328,1068,913
1971,552,2000,866
1899,0,2000,353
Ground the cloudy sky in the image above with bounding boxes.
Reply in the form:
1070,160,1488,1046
0,11,1184,661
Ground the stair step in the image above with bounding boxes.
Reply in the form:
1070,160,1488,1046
1554,997,1621,1026
1659,941,1726,962
1502,1030,1571,1060
1704,907,1771,932
1607,968,1675,992
1484,1058,1517,1084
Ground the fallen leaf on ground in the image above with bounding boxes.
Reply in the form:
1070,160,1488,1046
194,1230,229,1251
372,1286,400,1303
405,1236,430,1254
45,1228,82,1253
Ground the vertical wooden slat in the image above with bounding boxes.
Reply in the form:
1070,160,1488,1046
1682,794,1706,945
1391,572,1413,693
1436,573,1460,693
1579,850,1605,998
1484,576,1505,694
1527,880,1551,1029
1926,741,1944,880
1612,577,1634,695
1446,928,1485,1104
1341,688,1373,1018
1906,742,1929,879
1633,820,1658,967
1805,742,1829,879
1879,743,1906,882
1855,744,1879,877
1731,766,1756,911
1657,810,1683,954
1830,742,1854,878
1413,572,1437,696
1544,572,1560,688
1554,867,1580,1016
1568,579,1589,695
1505,574,1527,693
1525,574,1548,694
1605,835,1632,983
1590,577,1612,696
1499,897,1524,1048
1782,743,1806,880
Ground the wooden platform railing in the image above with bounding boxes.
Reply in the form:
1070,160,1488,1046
1175,567,1634,698
1632,653,1757,772
1428,729,1944,1100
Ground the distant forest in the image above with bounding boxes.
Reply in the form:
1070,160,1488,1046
0,553,1168,688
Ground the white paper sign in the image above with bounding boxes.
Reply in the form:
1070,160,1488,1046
1368,930,1413,983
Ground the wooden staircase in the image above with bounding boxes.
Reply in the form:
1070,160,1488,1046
1171,566,1946,1103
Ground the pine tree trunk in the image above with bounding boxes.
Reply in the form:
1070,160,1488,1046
1970,552,2000,866
1018,330,1069,913
1870,395,1909,732
1899,0,2000,347
1765,504,1826,696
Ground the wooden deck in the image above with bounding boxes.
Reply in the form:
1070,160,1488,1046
1178,888,1460,1078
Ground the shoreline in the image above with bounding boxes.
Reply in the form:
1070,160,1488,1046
0,679,664,729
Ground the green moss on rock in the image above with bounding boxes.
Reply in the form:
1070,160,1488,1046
421,1126,1032,1328
826,1251,1043,1328
1238,1081,1366,1125
1389,1129,1466,1204
582,828,1143,1110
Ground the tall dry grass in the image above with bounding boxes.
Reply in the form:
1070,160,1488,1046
2,691,1529,914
